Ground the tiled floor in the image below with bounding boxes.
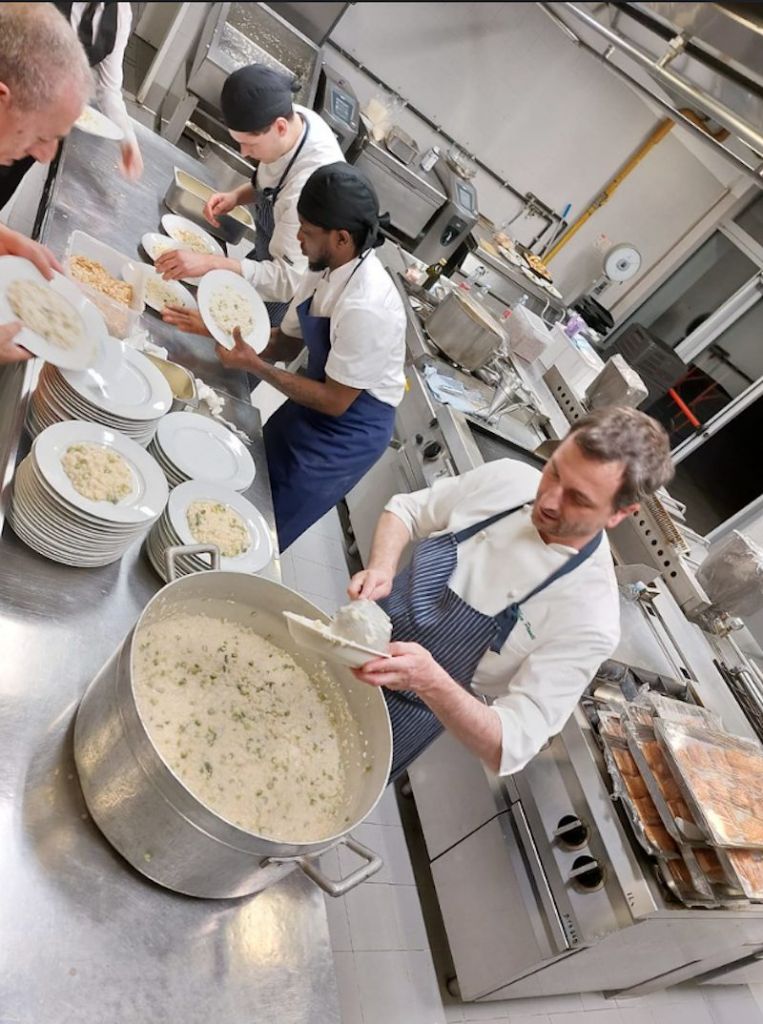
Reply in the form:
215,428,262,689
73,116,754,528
285,505,763,1024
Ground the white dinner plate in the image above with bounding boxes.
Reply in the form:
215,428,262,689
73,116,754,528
140,234,202,288
197,269,270,353
74,105,124,141
167,480,274,572
33,421,168,524
128,263,197,314
0,257,103,370
153,412,255,492
59,345,173,421
283,611,390,669
161,214,223,257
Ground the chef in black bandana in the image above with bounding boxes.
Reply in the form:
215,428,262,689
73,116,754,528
158,63,343,332
0,1,141,211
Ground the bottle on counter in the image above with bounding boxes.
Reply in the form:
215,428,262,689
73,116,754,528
458,265,486,293
422,258,447,291
515,293,529,309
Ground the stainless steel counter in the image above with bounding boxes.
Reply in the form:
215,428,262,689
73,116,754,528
0,123,340,1023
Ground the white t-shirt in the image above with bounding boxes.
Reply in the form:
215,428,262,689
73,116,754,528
280,251,407,407
385,459,621,775
70,2,135,144
240,106,344,302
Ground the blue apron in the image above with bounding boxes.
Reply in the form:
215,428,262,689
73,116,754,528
249,117,310,328
263,274,396,552
380,505,603,780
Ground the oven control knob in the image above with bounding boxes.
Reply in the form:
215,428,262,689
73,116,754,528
553,815,589,850
568,855,604,892
423,441,443,461
415,433,424,445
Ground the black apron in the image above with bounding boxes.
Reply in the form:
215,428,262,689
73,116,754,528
0,2,119,210
379,505,603,780
248,116,309,328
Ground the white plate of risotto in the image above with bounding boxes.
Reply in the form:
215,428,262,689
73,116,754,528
197,269,270,353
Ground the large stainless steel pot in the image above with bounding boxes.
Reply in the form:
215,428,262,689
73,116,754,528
425,290,506,371
74,553,392,899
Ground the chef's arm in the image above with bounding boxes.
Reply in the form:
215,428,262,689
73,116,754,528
348,512,411,600
258,328,304,364
252,361,360,416
355,645,503,772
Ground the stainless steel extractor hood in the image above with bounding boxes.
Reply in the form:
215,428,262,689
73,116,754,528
540,3,763,187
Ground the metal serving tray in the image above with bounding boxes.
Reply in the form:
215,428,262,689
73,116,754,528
164,168,256,246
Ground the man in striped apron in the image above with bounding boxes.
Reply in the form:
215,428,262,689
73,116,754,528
349,408,675,780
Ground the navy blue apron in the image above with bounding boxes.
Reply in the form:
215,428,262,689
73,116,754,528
248,116,310,329
380,505,603,780
263,267,396,552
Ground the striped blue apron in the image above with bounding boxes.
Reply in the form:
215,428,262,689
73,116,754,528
379,506,603,780
248,117,310,329
263,270,396,551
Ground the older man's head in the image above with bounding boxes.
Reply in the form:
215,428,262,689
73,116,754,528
0,3,92,166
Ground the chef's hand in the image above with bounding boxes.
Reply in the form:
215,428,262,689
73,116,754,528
0,322,32,365
348,568,394,602
0,226,62,279
204,190,238,227
162,305,211,337
155,249,215,281
215,326,260,373
353,642,449,697
119,138,144,181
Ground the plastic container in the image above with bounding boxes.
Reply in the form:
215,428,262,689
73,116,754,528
65,230,145,339
505,305,553,363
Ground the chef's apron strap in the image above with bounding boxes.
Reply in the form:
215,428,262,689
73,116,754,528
453,502,527,545
488,530,603,653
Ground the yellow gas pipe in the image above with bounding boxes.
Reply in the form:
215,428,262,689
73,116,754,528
545,118,674,262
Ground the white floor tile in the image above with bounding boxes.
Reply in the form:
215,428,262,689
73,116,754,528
307,508,346,543
299,589,342,615
702,985,763,1024
394,885,430,951
750,985,763,1015
478,995,582,1017
345,882,402,952
444,999,466,1022
291,531,349,573
548,1011,622,1024
354,950,420,1024
339,823,416,886
405,950,449,1023
293,559,350,606
366,784,402,827
324,892,352,953
507,1015,551,1024
650,998,714,1024
580,992,614,1011
617,1007,656,1024
332,951,364,1024
464,1002,519,1020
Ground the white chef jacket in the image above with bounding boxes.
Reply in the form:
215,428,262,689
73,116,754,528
70,2,135,144
385,459,621,775
240,106,344,302
280,251,407,407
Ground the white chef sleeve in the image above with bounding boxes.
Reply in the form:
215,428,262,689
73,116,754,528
490,626,619,776
384,463,499,539
240,200,308,301
93,4,135,144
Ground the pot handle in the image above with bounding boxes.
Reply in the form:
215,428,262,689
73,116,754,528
267,835,383,898
165,543,221,581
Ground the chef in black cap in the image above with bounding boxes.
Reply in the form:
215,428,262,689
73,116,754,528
214,162,407,551
158,63,343,329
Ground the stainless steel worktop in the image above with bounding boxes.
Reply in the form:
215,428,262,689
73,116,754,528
0,123,340,1023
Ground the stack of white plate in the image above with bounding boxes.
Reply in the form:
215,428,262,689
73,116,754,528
146,480,274,581
26,345,173,446
147,411,256,491
8,421,169,567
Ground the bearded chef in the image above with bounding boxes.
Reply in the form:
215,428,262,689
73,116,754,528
348,408,674,779
214,162,406,551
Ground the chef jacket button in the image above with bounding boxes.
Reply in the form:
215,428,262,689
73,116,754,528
477,530,487,541
507,589,517,599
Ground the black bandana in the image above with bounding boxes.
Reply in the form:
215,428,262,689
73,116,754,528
221,64,299,133
297,163,389,250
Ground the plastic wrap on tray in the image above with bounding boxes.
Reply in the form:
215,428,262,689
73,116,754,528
696,530,763,618
644,693,723,730
624,721,703,843
600,728,679,859
597,708,626,739
655,719,763,849
716,848,763,901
